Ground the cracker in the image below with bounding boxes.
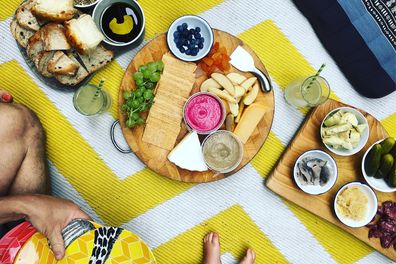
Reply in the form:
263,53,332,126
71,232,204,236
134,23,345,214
142,122,179,150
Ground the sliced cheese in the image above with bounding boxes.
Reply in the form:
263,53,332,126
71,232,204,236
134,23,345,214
234,103,267,144
168,131,208,172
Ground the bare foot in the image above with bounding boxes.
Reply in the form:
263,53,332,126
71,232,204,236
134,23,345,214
203,232,221,264
240,248,256,264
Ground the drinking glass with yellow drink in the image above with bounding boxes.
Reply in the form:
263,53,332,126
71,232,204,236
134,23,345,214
73,80,112,116
284,64,330,108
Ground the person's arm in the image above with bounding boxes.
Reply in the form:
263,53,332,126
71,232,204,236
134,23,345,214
0,195,90,260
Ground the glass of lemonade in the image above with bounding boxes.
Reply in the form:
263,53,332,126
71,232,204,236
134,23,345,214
73,84,112,116
284,76,330,108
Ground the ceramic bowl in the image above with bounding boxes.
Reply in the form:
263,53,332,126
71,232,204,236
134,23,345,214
293,149,338,195
362,138,396,193
92,0,145,47
320,107,369,156
167,15,214,62
74,0,100,8
334,182,378,228
183,92,226,135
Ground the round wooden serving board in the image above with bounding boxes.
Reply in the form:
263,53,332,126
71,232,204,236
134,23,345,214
118,30,275,183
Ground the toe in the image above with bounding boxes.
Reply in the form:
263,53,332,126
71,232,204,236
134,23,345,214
208,232,213,242
212,232,219,244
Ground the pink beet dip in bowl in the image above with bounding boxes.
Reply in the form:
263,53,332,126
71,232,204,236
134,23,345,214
184,92,225,134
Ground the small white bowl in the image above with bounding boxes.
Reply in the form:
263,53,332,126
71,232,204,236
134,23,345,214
321,107,369,156
293,150,338,195
334,182,378,228
167,15,214,62
74,0,100,8
362,138,396,193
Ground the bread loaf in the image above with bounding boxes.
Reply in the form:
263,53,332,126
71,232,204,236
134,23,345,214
41,23,71,51
55,54,89,86
10,19,35,48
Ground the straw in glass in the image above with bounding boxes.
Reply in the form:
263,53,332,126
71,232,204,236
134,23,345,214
305,63,326,90
92,79,105,102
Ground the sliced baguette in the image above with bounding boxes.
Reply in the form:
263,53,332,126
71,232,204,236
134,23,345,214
55,54,89,86
26,30,44,59
47,51,79,75
10,20,34,48
64,14,105,55
41,23,71,51
16,0,40,31
78,45,113,73
31,0,75,22
10,19,35,48
36,51,55,77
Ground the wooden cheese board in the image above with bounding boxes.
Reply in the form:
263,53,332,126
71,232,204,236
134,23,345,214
265,99,395,261
118,30,275,183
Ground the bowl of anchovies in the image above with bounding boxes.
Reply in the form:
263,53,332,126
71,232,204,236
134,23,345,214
293,149,338,195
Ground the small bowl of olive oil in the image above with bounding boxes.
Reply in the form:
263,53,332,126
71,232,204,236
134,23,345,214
92,0,145,47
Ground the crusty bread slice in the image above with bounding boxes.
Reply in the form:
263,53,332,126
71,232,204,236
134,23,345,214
10,19,35,48
55,54,89,86
64,14,105,55
31,0,75,22
36,51,55,77
47,51,79,75
41,23,71,51
26,30,44,59
78,45,114,73
16,0,40,31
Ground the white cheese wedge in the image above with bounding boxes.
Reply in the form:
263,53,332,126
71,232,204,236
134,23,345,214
168,131,208,172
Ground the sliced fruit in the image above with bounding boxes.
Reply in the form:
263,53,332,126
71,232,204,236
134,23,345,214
235,102,245,123
234,85,246,98
243,82,259,105
227,72,247,85
228,101,239,117
211,73,236,96
241,77,257,91
200,78,221,92
225,113,235,132
208,87,237,103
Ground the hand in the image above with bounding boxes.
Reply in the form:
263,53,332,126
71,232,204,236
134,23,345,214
24,195,91,260
0,90,13,103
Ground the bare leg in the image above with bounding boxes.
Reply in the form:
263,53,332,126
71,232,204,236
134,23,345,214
239,249,256,264
0,102,48,196
203,232,221,264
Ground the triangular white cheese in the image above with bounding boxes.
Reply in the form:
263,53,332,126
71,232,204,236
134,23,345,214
168,131,208,172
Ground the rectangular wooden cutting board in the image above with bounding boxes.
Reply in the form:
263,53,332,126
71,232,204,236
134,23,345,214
265,99,396,261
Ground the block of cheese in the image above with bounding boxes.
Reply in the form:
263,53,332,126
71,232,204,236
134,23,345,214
234,103,267,144
168,131,208,172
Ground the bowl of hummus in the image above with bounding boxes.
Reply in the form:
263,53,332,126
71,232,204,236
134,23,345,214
183,92,225,134
202,130,243,173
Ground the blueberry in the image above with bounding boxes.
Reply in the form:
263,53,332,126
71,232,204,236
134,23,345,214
179,47,185,53
173,31,180,37
189,28,195,34
182,23,188,29
177,25,183,32
198,43,203,49
191,39,196,45
183,39,188,45
187,34,193,40
194,47,199,53
200,38,205,43
189,44,195,49
186,49,191,55
195,33,201,39
195,27,201,32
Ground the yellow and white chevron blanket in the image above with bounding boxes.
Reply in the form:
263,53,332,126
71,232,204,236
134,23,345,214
0,0,395,263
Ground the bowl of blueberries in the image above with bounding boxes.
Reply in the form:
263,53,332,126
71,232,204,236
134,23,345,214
167,15,214,62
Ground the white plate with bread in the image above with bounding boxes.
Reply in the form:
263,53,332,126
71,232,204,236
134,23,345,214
10,0,114,88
